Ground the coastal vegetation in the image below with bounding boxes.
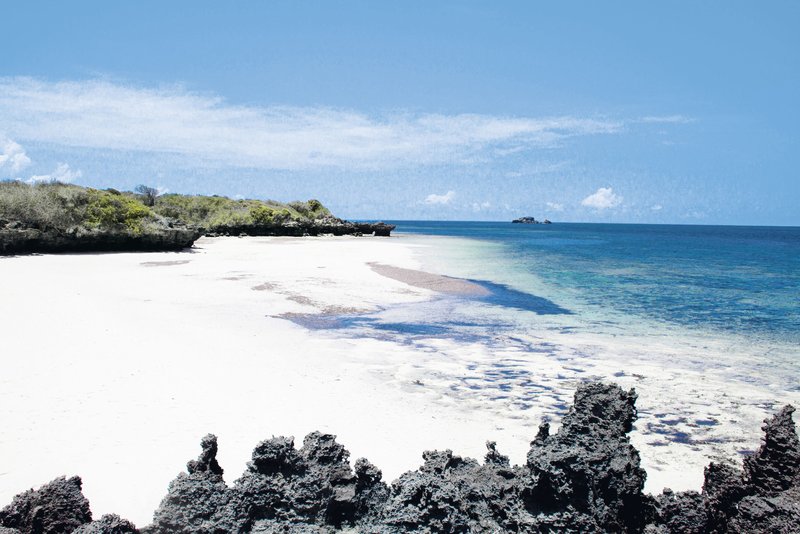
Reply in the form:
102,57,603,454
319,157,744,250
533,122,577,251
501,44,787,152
0,181,394,254
0,181,157,235
152,192,331,232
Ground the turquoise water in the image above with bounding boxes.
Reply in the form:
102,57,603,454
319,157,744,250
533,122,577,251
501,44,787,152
281,220,800,482
388,221,800,346
287,221,800,484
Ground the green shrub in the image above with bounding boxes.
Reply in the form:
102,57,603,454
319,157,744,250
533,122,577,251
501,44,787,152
288,201,310,217
0,182,157,234
152,193,329,230
85,189,152,233
207,209,251,228
273,209,292,223
0,181,89,230
0,182,336,235
249,205,275,225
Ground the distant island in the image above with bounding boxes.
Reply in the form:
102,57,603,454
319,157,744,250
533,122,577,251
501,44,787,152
0,181,394,255
512,216,551,224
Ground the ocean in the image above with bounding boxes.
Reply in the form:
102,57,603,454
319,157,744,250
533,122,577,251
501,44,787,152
390,221,800,345
295,221,800,489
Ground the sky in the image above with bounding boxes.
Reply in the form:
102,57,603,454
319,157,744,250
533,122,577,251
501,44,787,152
0,1,798,224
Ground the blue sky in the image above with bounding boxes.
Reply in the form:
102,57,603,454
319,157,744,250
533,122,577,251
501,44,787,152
0,1,798,224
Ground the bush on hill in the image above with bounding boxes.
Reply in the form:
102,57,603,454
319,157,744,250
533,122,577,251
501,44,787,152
0,181,157,234
0,181,334,234
152,193,332,231
0,181,390,253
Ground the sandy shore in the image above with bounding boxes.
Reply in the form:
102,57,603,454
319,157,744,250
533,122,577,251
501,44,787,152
1,235,794,527
368,262,490,296
0,236,524,526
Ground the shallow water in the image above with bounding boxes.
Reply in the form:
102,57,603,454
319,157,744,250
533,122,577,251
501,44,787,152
391,221,800,344
285,221,800,490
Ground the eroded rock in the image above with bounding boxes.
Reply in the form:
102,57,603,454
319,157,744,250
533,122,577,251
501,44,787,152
0,476,91,534
3,382,799,533
72,514,139,534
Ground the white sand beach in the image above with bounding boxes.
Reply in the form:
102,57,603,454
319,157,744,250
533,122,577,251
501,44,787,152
1,236,795,526
0,236,513,525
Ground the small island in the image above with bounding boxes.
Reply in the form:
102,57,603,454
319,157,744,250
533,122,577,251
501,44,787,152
512,216,551,224
0,181,394,255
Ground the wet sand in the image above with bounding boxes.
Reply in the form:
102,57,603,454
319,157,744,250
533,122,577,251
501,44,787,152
368,262,490,296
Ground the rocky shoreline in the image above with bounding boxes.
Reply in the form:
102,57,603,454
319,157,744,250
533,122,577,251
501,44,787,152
203,219,396,239
0,219,395,255
2,382,797,533
0,221,201,255
0,182,395,255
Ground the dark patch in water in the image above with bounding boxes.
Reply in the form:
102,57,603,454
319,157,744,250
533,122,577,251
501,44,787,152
274,313,345,329
646,422,695,444
370,322,452,336
660,417,687,426
281,311,497,345
694,419,719,426
469,279,571,315
670,432,692,444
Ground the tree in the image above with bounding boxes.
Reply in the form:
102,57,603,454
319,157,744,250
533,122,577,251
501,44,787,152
135,184,159,207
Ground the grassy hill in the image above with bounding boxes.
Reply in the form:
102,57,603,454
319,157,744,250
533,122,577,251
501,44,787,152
0,181,392,254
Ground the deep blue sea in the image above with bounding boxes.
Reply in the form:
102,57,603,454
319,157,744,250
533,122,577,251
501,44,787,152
387,221,800,346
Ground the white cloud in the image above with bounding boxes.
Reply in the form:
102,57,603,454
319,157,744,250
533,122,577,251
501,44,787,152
424,191,456,205
581,187,623,210
27,162,82,184
638,115,694,124
546,201,564,212
0,77,623,171
651,204,663,211
0,137,31,175
472,201,491,211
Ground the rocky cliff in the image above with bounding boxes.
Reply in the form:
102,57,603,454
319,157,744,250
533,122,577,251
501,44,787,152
0,220,201,255
2,382,797,533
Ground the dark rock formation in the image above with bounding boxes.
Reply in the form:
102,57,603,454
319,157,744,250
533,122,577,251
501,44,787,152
205,219,395,238
72,515,139,534
0,476,91,534
357,222,394,237
3,382,799,533
511,217,552,225
0,217,394,255
0,221,200,255
523,382,647,532
709,405,800,533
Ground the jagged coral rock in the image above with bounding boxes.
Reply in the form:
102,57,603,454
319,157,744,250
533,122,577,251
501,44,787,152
645,489,708,534
725,405,800,533
381,448,522,532
744,405,800,493
72,514,139,533
234,432,360,527
147,434,245,533
0,476,91,534
3,383,799,533
524,382,647,532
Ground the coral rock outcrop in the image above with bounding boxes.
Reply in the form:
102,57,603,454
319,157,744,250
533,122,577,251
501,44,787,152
3,382,799,533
